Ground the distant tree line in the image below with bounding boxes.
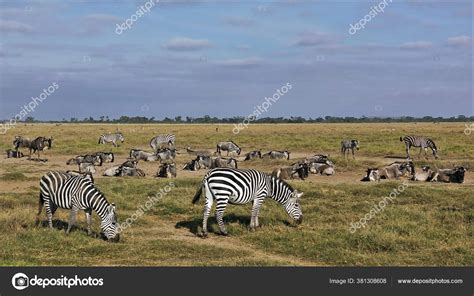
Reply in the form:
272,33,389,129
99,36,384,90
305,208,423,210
5,115,473,124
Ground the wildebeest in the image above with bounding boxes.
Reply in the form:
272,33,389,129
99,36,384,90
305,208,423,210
379,161,414,180
28,137,53,160
79,162,96,174
6,149,24,158
341,139,359,159
430,167,466,183
197,155,238,169
93,152,114,163
13,136,30,151
67,154,103,166
120,167,146,177
130,149,158,162
98,132,124,147
273,162,309,180
361,168,381,182
121,159,138,169
309,162,335,176
183,159,201,171
216,141,241,156
103,166,121,177
157,162,177,178
156,148,176,161
262,150,290,160
244,150,262,161
411,166,435,182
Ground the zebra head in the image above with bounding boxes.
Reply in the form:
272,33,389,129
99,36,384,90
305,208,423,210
352,140,359,150
285,190,303,224
117,133,125,143
101,203,120,242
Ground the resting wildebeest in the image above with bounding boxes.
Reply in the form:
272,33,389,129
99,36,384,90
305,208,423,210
121,159,138,169
341,139,359,159
244,150,262,161
6,149,24,158
197,155,238,169
156,148,176,161
157,162,177,178
216,141,241,156
67,154,103,166
309,162,335,176
361,168,381,182
130,149,158,162
411,166,435,182
28,137,53,160
273,162,309,180
262,150,290,160
379,161,414,180
103,166,121,177
183,159,201,171
120,167,146,177
430,167,466,183
79,162,96,174
93,152,114,163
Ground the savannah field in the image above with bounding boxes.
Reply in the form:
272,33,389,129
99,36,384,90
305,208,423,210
0,122,472,266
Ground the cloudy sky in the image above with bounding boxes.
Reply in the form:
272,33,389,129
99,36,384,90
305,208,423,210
0,0,472,120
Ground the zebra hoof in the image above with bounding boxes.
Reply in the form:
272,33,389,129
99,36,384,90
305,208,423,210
197,231,208,238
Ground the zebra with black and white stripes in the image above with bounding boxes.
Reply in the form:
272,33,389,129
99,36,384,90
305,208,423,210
150,134,175,151
35,171,120,241
192,168,303,237
98,132,124,147
400,135,439,160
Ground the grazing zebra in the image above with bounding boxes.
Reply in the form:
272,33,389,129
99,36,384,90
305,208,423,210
150,134,175,151
29,137,53,160
400,135,439,160
216,141,241,156
98,133,124,147
341,140,359,159
192,168,303,237
36,171,119,241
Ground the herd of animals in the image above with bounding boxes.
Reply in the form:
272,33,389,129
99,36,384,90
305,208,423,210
3,132,468,241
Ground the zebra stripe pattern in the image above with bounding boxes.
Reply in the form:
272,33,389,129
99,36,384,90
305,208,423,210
192,168,303,237
150,134,175,151
36,171,119,241
98,133,124,147
400,135,438,160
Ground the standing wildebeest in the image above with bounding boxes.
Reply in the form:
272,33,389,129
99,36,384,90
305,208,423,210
130,149,158,162
28,137,53,160
430,167,466,183
150,134,175,151
341,140,359,159
262,150,290,160
400,135,439,160
13,136,30,151
361,168,381,182
216,141,241,156
192,168,303,237
157,162,177,178
244,150,262,161
98,132,124,147
6,149,24,158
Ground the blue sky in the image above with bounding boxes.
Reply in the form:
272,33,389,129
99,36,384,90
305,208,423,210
0,0,472,120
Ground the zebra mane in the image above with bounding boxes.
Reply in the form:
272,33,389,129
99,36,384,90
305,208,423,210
269,174,294,192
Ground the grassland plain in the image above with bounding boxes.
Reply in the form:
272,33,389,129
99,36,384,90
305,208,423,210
0,123,472,266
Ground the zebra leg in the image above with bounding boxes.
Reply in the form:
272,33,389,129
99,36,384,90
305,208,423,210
66,207,78,234
44,200,54,229
201,191,214,237
85,209,93,236
250,198,264,230
406,145,411,160
352,148,355,159
215,197,229,236
35,194,44,226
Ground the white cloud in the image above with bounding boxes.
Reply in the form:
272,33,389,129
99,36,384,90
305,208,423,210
215,57,262,67
0,20,33,34
162,37,212,51
447,35,471,47
400,41,433,50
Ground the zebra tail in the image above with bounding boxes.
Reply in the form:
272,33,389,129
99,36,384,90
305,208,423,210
399,137,403,142
192,183,203,204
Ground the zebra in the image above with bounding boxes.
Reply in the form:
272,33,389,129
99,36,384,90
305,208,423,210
29,137,53,160
35,171,119,241
150,134,175,151
400,135,439,160
98,132,124,147
192,168,303,237
216,141,241,156
341,139,359,159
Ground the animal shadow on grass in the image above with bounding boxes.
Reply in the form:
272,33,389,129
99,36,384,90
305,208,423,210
36,219,104,240
175,213,251,236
